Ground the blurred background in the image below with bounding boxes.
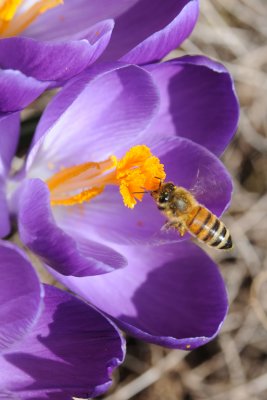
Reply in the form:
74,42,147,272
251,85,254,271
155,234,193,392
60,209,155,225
99,1,267,399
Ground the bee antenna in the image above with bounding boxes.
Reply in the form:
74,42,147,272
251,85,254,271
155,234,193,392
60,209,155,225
154,176,162,188
132,191,149,194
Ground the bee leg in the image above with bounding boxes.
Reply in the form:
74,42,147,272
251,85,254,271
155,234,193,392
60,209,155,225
177,223,186,237
162,221,177,231
162,220,187,236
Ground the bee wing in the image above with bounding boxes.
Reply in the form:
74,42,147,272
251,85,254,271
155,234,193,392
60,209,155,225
189,163,224,212
189,167,206,198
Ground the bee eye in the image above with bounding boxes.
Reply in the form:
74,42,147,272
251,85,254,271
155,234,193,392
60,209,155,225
159,193,169,203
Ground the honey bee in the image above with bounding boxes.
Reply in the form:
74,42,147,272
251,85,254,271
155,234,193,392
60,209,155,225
151,182,232,250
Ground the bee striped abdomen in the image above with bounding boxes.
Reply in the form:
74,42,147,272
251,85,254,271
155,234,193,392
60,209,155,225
187,206,232,250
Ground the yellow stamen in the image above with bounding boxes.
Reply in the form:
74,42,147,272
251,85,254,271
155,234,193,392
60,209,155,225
47,161,102,192
0,0,23,21
0,0,63,37
116,145,152,177
46,145,166,209
50,186,104,206
116,145,166,208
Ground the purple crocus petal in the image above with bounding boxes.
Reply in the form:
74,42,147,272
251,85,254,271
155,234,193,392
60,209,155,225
24,0,198,64
0,69,49,115
144,56,239,156
0,113,20,174
55,185,168,246
53,241,228,350
0,284,125,399
18,179,127,276
0,241,42,353
56,137,232,246
26,64,159,172
118,0,199,64
28,62,120,149
23,0,118,41
0,25,113,83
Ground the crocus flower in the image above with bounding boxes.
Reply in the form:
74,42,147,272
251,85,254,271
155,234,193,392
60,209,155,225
0,0,199,117
0,240,125,399
6,57,238,349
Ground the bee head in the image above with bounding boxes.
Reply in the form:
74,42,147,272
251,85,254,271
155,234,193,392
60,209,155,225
151,182,175,206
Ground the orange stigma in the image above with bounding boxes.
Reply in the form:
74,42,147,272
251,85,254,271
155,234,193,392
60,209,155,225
0,0,63,37
46,145,166,209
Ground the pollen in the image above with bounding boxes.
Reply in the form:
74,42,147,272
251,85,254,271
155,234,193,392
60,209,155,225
0,0,63,37
46,145,165,209
116,145,166,208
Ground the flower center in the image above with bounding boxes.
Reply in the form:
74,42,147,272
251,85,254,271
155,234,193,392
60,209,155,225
46,145,166,209
0,0,63,37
